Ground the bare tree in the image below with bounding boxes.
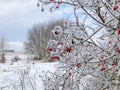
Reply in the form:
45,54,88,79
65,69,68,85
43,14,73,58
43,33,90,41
0,36,8,63
24,20,63,60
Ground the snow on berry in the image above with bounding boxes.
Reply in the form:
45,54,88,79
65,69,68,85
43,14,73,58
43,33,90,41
52,26,62,36
113,6,118,11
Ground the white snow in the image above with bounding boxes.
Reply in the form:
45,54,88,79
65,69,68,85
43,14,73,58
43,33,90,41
0,60,57,90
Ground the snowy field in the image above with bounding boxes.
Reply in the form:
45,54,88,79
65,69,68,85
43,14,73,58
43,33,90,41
0,54,57,90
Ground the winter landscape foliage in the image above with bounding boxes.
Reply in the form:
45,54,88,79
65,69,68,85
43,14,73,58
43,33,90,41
0,0,120,90
0,59,57,90
38,0,120,90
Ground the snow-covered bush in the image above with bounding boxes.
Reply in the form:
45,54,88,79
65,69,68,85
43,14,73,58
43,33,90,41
11,55,21,62
38,0,120,90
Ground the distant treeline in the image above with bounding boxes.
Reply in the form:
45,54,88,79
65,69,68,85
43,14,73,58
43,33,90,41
0,50,15,52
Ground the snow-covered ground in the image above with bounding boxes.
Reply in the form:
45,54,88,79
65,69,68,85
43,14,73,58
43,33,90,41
0,60,57,90
0,53,94,90
5,52,34,62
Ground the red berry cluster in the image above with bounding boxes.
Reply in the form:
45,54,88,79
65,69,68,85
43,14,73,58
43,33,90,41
50,56,59,60
64,47,72,52
100,67,106,71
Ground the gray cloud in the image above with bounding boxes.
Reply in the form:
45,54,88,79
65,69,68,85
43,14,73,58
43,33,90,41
0,0,64,42
0,0,74,51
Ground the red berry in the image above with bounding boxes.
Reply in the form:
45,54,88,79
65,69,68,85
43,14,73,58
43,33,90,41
57,1,61,4
100,67,106,71
117,29,120,34
69,72,71,76
55,31,59,35
64,47,72,52
47,48,53,51
112,63,116,66
56,6,59,9
50,56,59,60
103,61,107,64
98,63,101,66
115,47,120,53
76,63,81,68
108,41,112,44
113,6,118,11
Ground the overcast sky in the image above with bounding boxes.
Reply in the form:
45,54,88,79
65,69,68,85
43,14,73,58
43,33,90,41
0,0,74,51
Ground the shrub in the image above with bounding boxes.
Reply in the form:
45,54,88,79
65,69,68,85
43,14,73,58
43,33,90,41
11,55,21,62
